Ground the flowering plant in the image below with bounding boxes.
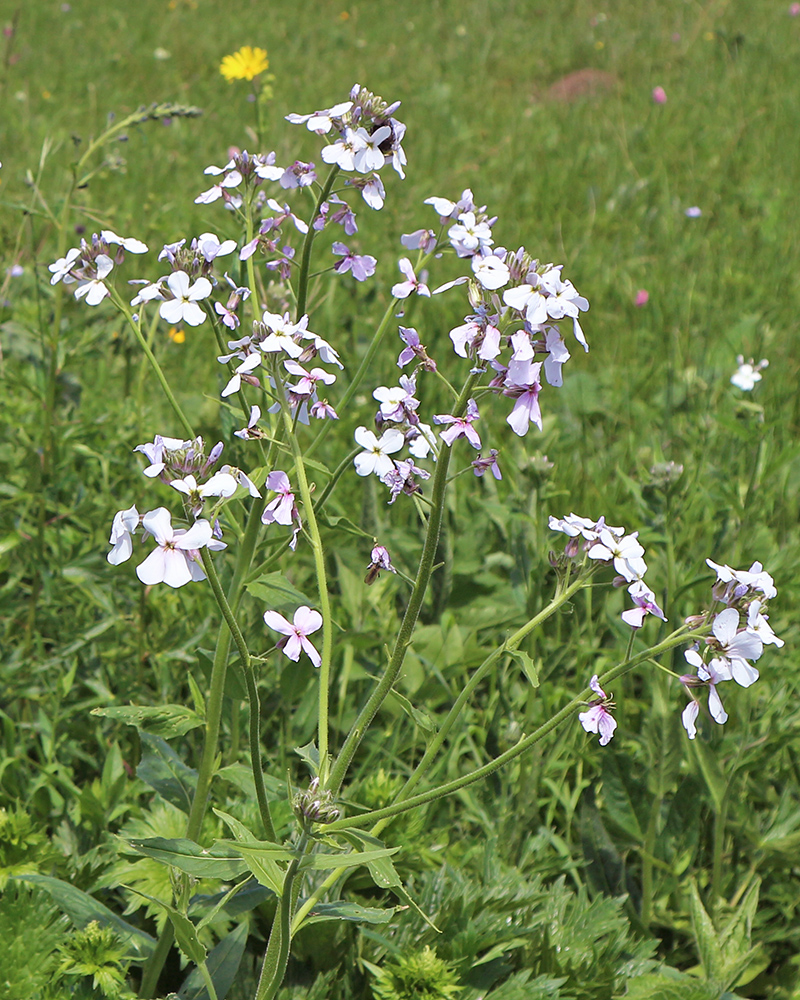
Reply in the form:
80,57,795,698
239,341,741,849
43,82,783,999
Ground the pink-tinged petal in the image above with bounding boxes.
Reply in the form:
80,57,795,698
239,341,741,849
294,606,322,634
282,633,303,661
136,548,169,586
588,675,605,699
264,610,294,635
266,471,291,493
682,701,699,739
464,425,482,450
142,507,174,546
161,549,193,588
300,635,322,668
622,607,648,628
712,607,740,644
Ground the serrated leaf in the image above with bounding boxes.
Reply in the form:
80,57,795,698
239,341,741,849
136,733,198,812
15,874,155,962
92,704,204,738
128,837,248,879
601,752,647,842
178,922,248,1000
688,880,724,983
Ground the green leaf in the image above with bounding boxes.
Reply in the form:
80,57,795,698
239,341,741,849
15,874,155,961
688,879,724,983
92,704,204,738
302,901,395,925
137,732,198,812
623,970,725,1000
128,837,248,879
386,689,437,733
245,571,310,610
294,740,320,774
213,810,285,896
601,752,647,842
178,922,248,1000
299,847,400,871
691,738,728,814
126,888,206,966
506,648,539,687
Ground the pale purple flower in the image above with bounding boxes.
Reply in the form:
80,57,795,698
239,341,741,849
74,254,114,306
310,399,339,420
263,606,323,667
652,86,667,104
196,232,237,262
332,242,376,281
685,206,702,218
588,529,648,582
621,580,667,628
353,427,405,477
401,228,437,253
708,606,762,688
279,160,317,189
134,434,193,478
221,464,261,497
381,457,430,503
543,328,571,387
49,247,82,284
448,212,494,257
504,365,543,437
136,508,213,588
396,326,436,371
259,311,304,358
681,649,731,739
391,258,430,299
706,559,777,601
747,599,783,648
221,351,262,398
170,471,238,516
433,398,482,449
472,450,502,480
107,505,140,565
635,289,649,307
365,544,396,584
578,675,617,746
261,471,301,549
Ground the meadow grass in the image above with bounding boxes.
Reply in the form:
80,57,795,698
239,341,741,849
2,1,800,997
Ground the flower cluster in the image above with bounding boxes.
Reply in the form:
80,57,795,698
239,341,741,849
49,230,148,306
680,559,782,739
549,515,783,745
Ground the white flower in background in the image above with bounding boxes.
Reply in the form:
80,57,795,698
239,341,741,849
74,254,114,305
107,505,140,565
136,508,213,588
731,355,768,391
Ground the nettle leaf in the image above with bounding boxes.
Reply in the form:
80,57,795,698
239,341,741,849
128,837,248,880
137,733,198,812
16,874,155,961
246,571,310,610
92,704,204,738
178,921,248,1000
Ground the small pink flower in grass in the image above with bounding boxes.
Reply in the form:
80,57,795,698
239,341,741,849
264,606,323,667
433,398,481,449
790,3,800,15
635,289,649,307
578,675,617,746
652,86,667,104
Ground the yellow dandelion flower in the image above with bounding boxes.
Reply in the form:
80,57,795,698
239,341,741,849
168,327,185,344
219,46,269,83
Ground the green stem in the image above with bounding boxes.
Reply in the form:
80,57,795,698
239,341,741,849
200,549,275,841
324,626,699,831
255,830,309,1000
296,166,339,318
327,371,479,796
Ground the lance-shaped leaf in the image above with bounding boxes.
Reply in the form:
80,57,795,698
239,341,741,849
92,704,204,738
128,837,248,880
213,809,286,896
178,922,248,1000
137,732,198,812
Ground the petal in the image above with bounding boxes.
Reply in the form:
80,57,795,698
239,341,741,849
712,607,740,644
682,701,699,739
161,549,193,588
136,547,168,585
264,610,293,635
293,606,323,634
300,635,322,668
